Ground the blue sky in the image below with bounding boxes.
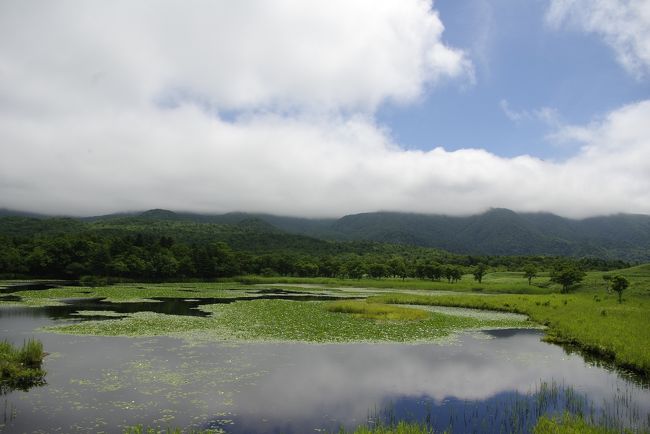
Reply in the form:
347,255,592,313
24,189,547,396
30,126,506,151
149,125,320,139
1,0,650,217
380,0,650,159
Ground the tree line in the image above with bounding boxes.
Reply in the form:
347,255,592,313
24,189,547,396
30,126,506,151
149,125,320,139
0,232,628,282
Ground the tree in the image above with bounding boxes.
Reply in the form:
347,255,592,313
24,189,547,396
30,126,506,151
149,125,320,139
550,264,586,293
602,274,612,293
523,265,537,285
368,263,388,279
26,246,54,275
610,275,629,303
444,266,462,283
343,257,366,280
318,256,340,278
451,267,463,283
387,257,407,280
473,264,487,284
295,260,318,277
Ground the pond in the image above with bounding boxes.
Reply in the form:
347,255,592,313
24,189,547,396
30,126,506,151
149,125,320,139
1,288,649,433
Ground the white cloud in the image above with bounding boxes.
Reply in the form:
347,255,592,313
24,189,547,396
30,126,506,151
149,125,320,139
1,99,650,218
499,100,561,126
499,100,527,122
0,0,471,114
0,2,648,219
546,0,650,77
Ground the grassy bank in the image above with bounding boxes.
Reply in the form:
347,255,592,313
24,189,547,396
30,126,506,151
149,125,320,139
359,264,650,376
0,338,46,392
237,272,558,294
370,290,650,376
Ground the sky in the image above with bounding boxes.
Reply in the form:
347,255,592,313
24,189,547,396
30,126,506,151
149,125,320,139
1,0,650,218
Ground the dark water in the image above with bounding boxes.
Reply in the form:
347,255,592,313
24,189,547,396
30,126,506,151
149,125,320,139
0,281,75,294
0,287,351,322
1,295,650,433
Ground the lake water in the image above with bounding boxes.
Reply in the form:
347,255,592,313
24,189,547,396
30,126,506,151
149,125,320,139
1,293,649,433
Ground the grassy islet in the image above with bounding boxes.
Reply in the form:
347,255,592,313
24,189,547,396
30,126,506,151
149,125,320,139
0,338,46,392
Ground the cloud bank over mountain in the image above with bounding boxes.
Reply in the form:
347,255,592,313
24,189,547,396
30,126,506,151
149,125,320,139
1,0,649,218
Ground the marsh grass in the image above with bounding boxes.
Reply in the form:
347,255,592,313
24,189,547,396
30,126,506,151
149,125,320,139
0,338,46,392
325,301,430,321
533,412,618,434
343,421,435,434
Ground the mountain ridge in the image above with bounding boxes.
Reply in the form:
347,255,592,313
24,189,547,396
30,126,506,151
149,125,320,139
1,207,649,261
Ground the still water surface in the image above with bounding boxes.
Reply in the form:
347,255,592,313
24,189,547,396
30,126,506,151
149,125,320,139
1,295,649,433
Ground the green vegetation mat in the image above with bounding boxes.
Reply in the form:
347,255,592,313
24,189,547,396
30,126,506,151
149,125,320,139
47,298,530,343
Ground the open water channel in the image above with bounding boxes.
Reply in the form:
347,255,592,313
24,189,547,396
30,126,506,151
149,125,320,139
1,284,649,433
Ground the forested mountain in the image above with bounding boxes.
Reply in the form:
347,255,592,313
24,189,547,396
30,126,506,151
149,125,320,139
0,209,634,280
121,208,649,262
322,209,650,261
2,207,649,262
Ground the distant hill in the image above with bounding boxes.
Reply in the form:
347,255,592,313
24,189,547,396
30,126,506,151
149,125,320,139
320,209,650,262
168,208,649,262
1,208,648,261
0,210,426,258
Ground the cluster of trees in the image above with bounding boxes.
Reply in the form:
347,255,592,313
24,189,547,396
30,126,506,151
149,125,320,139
0,233,475,281
0,234,243,279
549,263,587,293
0,232,604,282
603,274,630,303
544,263,631,300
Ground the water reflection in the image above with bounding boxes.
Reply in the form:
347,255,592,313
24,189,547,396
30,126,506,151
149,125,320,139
1,302,649,433
225,332,650,433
